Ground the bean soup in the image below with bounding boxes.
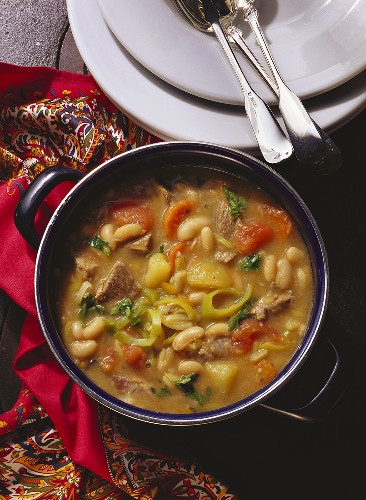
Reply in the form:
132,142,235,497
54,170,313,414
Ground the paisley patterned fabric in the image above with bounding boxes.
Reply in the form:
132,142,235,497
0,95,157,184
0,63,238,499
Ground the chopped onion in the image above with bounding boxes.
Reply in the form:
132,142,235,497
76,281,92,303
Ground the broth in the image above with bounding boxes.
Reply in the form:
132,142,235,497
54,170,313,414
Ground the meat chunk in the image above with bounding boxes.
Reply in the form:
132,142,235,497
125,232,152,254
197,337,231,361
153,183,171,205
250,290,294,321
215,200,235,238
214,247,237,263
95,260,140,304
112,375,148,394
75,250,100,280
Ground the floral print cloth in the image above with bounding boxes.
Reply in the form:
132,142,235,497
0,63,237,499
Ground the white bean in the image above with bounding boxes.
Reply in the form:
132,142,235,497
69,340,97,359
82,316,106,340
71,320,84,340
162,314,193,331
275,258,292,289
178,360,203,375
205,322,229,338
113,223,145,243
286,246,304,263
263,254,277,282
200,226,215,253
188,291,206,305
100,223,117,250
169,270,187,293
157,347,175,372
295,267,307,288
177,216,210,242
172,326,205,351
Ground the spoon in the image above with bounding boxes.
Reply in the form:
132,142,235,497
174,0,342,173
180,0,294,164
233,0,337,170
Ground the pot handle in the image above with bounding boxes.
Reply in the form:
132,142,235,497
259,336,347,422
14,167,84,250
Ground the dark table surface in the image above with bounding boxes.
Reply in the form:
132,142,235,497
1,2,366,498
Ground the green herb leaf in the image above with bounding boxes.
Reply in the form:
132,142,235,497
224,187,246,220
154,386,171,397
240,253,261,271
228,303,252,331
175,373,198,392
78,293,104,319
110,298,133,316
174,373,204,406
130,311,142,326
186,391,205,405
146,244,165,259
88,235,110,256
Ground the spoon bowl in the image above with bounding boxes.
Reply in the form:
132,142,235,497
175,0,293,164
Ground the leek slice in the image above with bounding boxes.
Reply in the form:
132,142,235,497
259,341,288,351
146,308,163,340
114,331,158,347
155,296,196,321
201,284,252,319
213,233,236,249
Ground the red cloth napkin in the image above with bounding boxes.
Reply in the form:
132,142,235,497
0,62,237,499
0,62,138,482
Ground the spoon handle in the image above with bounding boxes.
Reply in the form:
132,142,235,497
228,26,342,173
240,2,329,167
201,0,293,164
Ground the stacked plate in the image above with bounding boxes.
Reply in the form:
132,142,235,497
67,0,366,154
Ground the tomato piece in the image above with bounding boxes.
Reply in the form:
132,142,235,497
108,202,154,231
168,241,186,272
123,344,148,369
235,221,273,254
231,318,279,354
99,348,118,373
260,203,293,239
256,359,277,385
163,200,195,237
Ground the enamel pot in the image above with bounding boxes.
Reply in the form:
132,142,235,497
14,141,344,425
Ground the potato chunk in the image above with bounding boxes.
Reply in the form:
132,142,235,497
205,361,238,394
187,261,232,288
144,252,171,288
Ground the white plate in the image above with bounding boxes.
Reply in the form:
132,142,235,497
96,0,366,106
67,0,366,154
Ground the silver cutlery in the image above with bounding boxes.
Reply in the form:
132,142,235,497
233,0,332,169
174,0,342,173
177,0,294,164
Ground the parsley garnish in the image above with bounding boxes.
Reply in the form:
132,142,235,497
88,235,110,256
130,311,142,327
78,293,104,320
146,244,165,259
224,187,246,220
110,298,142,326
153,386,171,397
110,298,133,316
228,302,252,331
240,253,261,271
175,373,204,406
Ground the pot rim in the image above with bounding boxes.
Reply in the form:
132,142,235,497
34,141,329,425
